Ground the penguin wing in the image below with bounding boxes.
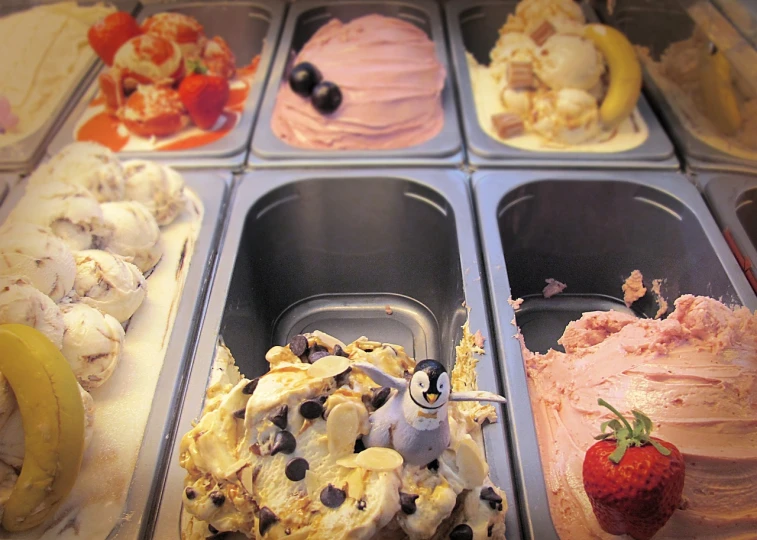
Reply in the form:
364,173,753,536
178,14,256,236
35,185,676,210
351,362,407,390
450,390,507,403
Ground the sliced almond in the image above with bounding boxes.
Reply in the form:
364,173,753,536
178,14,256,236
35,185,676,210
307,356,351,380
456,438,488,489
355,447,404,471
327,402,359,458
311,331,346,351
346,467,365,500
239,465,254,494
305,470,320,497
336,453,360,469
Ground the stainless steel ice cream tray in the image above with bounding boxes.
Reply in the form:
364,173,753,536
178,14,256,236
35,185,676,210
445,0,679,170
0,0,140,174
147,168,522,538
248,0,465,169
472,169,757,539
47,0,285,171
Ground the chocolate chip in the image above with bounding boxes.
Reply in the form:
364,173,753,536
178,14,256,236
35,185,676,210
480,487,502,504
184,487,196,500
354,438,366,453
356,499,366,511
497,502,503,511
243,378,260,395
209,491,225,506
320,484,346,508
335,366,352,386
399,492,419,515
271,431,296,455
318,395,328,404
233,408,246,419
259,507,279,535
308,350,329,363
371,387,391,409
449,524,473,540
299,399,324,420
270,405,288,429
427,459,439,471
208,524,219,534
487,524,494,537
285,457,309,481
333,344,348,357
363,348,374,353
285,529,291,535
289,334,309,357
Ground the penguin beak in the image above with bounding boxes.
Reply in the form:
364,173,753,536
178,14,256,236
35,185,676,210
425,393,439,405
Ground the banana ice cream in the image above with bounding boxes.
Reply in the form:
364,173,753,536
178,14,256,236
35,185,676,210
99,200,162,273
0,3,114,149
180,327,507,540
0,276,64,348
466,0,649,152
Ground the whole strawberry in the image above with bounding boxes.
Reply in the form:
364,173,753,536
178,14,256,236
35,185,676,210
178,62,230,130
88,12,142,66
582,399,685,540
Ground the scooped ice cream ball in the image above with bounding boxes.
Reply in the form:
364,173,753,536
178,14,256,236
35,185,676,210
530,88,601,144
73,250,146,323
534,35,604,91
99,201,162,273
7,181,112,251
60,303,125,390
0,276,64,348
30,142,126,203
122,160,186,226
0,222,75,301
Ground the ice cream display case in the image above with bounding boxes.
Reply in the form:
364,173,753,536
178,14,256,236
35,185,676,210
445,0,679,170
0,0,139,174
248,0,465,168
147,169,521,538
474,169,757,539
594,0,757,174
47,0,285,170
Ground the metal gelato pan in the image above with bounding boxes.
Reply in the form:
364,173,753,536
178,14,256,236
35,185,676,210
0,0,139,174
48,0,285,171
701,172,757,294
248,0,464,168
594,0,757,174
445,0,678,170
473,169,757,539
148,169,521,538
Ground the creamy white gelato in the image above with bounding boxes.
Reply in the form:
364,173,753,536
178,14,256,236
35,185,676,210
123,161,186,226
0,275,64,348
531,88,602,144
490,32,539,83
535,35,605,91
0,222,75,301
79,383,95,454
60,302,124,391
501,0,585,35
73,250,146,323
99,201,162,273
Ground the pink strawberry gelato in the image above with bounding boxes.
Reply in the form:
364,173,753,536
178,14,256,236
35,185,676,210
523,295,757,538
271,14,446,150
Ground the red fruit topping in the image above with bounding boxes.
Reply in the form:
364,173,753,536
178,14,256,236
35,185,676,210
88,11,142,66
178,74,230,130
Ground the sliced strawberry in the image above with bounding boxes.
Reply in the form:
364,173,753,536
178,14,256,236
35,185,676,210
88,12,142,66
178,73,230,130
98,71,124,112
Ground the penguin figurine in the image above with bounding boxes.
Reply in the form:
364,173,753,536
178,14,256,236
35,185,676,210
353,360,506,466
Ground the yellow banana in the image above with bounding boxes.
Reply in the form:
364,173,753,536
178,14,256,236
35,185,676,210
0,324,85,532
699,45,742,135
584,24,642,129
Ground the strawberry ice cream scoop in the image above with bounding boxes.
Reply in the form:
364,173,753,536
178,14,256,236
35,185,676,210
113,34,184,89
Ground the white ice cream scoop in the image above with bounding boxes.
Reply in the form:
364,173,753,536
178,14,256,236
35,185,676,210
7,180,112,251
535,34,605,91
0,275,64,348
73,249,147,323
0,222,75,301
30,142,126,203
123,160,186,226
530,88,602,144
60,302,125,390
100,201,162,273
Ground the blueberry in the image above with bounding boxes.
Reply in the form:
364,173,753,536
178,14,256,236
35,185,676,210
289,62,322,97
311,81,342,114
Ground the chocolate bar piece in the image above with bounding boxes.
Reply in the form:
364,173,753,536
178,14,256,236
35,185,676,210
492,113,525,139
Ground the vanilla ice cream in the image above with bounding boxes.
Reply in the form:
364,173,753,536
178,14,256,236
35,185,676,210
29,142,126,202
123,161,186,226
180,328,507,539
523,295,757,538
7,181,111,251
59,302,124,390
99,201,162,273
490,33,539,82
531,88,602,144
113,34,185,89
0,222,75,301
501,0,585,35
535,35,605,91
72,250,147,323
0,2,115,149
0,275,64,348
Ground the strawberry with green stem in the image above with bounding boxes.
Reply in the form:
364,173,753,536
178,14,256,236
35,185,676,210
178,61,230,131
582,399,685,540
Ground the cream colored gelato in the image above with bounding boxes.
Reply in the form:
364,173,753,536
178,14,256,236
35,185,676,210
123,160,186,226
0,222,75,302
72,250,146,323
100,201,162,273
523,295,757,538
500,0,585,35
0,2,115,149
180,328,507,540
6,181,110,251
536,35,605,91
0,275,64,349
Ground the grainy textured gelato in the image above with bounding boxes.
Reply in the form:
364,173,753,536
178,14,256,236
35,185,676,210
99,200,162,273
523,295,757,538
272,15,446,150
0,275,64,348
123,160,186,226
